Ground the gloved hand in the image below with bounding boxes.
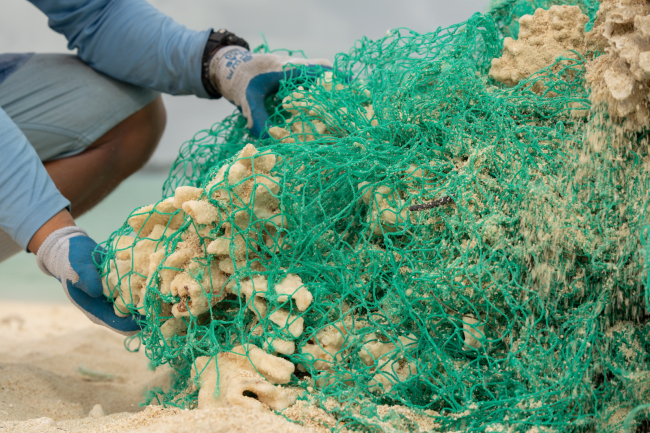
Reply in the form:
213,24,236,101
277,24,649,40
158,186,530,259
208,46,332,138
36,226,142,335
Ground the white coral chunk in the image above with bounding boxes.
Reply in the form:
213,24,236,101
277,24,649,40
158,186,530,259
462,315,485,349
264,338,296,356
160,317,188,339
359,183,410,236
274,274,312,311
128,197,183,238
172,186,203,209
269,127,290,141
489,6,589,86
361,334,418,392
182,200,222,225
158,249,194,295
131,224,172,275
192,345,296,410
269,309,304,338
207,234,247,258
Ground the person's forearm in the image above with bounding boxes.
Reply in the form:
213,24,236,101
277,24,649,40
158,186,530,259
27,209,75,254
29,0,211,98
0,108,71,251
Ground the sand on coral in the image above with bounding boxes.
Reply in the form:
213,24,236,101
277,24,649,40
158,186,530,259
0,301,315,433
489,5,590,86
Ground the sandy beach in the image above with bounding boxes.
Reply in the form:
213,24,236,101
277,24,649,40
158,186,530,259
0,302,316,433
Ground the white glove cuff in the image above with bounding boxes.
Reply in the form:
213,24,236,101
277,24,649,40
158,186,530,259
208,45,251,99
36,226,88,278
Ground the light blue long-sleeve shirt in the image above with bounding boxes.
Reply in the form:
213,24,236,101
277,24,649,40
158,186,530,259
0,0,212,249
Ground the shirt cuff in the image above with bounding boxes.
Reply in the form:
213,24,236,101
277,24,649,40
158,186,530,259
192,29,215,99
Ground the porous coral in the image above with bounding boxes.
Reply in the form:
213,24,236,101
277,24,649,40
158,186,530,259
489,0,650,130
360,333,418,393
103,143,310,323
101,142,319,409
489,5,590,86
192,345,298,410
586,0,650,129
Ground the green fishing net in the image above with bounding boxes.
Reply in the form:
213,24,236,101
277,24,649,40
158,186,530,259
96,2,650,432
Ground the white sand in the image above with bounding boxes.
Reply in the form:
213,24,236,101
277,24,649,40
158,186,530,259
0,302,314,432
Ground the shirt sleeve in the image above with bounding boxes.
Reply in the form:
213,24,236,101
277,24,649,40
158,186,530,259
28,0,212,98
0,108,71,250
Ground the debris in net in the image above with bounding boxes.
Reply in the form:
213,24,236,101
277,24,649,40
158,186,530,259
408,195,454,212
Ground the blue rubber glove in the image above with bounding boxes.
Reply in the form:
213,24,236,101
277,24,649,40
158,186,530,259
36,226,142,335
208,46,332,138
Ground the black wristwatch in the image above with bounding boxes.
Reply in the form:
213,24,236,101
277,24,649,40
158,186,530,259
201,29,250,98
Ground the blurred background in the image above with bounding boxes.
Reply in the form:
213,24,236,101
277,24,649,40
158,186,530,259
0,0,489,302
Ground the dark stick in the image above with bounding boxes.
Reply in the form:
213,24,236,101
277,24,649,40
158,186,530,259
408,195,454,212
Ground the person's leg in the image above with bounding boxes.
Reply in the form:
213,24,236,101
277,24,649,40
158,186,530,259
0,98,166,261
0,230,21,263
0,53,166,262
44,96,166,218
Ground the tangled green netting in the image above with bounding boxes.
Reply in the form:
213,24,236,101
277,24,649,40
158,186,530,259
97,1,650,431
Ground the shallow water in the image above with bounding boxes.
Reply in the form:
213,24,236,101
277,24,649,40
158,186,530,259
0,172,168,303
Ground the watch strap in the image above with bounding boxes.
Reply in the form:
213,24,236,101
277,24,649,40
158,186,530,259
202,29,250,98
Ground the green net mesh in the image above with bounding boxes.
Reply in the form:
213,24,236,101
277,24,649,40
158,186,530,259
96,3,650,432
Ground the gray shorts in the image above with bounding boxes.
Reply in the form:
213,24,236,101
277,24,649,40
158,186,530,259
0,53,160,161
0,53,160,261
